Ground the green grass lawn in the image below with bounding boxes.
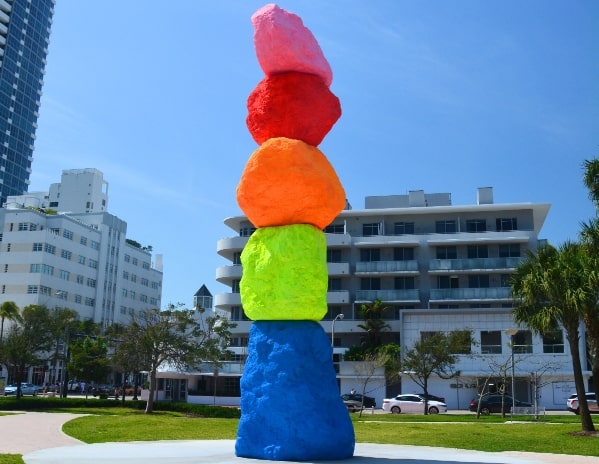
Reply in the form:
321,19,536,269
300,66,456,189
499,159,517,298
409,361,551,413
2,409,598,464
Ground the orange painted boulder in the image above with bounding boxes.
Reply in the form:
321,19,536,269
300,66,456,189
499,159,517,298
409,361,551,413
246,72,341,147
236,137,345,229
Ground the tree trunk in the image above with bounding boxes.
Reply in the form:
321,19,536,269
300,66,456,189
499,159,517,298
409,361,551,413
145,368,157,414
566,326,595,432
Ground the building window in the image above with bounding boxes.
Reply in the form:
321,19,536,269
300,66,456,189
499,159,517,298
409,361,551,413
32,242,43,252
78,255,85,265
360,277,380,290
91,240,100,250
151,281,159,289
61,250,72,260
122,289,128,297
466,219,486,232
124,254,130,263
120,306,127,314
394,222,414,235
50,228,60,235
231,280,241,293
233,252,242,265
141,278,149,286
231,306,250,321
87,278,96,288
362,223,381,236
89,259,98,269
40,286,52,296
468,275,489,288
436,246,457,259
513,330,533,354
394,276,415,290
142,262,150,270
44,244,56,254
63,229,73,240
326,249,342,263
360,248,380,262
140,295,148,303
150,297,158,306
132,258,138,266
496,217,517,231
27,285,39,294
130,291,136,300
60,270,70,280
480,330,502,354
85,297,95,307
436,220,456,234
131,274,137,283
76,275,84,284
542,330,564,354
80,237,87,246
499,244,520,258
467,245,488,259
500,274,512,287
328,278,342,291
324,223,344,234
123,271,129,280
438,275,459,289
394,247,414,261
30,263,41,273
75,295,82,304
18,222,29,231
42,264,54,275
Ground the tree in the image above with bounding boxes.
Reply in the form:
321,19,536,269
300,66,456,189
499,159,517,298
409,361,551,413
118,305,234,414
401,330,473,414
511,242,596,432
68,336,110,398
356,299,391,353
579,157,599,399
0,305,55,398
0,301,20,342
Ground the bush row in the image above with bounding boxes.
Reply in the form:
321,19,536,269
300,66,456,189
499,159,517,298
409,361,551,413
0,396,241,418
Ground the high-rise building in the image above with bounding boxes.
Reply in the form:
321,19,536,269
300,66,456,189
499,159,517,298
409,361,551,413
0,169,163,327
0,0,55,205
213,188,590,410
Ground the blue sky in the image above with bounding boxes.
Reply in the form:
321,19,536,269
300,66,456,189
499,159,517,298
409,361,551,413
30,1,599,308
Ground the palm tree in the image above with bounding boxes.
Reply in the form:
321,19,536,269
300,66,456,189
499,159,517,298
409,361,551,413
582,158,599,207
511,242,596,432
0,301,20,342
357,299,391,351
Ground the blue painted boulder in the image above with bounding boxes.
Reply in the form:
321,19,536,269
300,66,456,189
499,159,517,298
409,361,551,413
235,320,355,461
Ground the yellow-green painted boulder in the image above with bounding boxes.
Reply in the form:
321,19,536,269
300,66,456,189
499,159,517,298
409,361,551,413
240,224,327,320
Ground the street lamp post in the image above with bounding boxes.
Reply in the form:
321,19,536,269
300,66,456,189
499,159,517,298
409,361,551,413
505,328,518,421
331,314,344,358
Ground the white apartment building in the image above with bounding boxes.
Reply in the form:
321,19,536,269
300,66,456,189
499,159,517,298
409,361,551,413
0,169,163,327
215,187,590,410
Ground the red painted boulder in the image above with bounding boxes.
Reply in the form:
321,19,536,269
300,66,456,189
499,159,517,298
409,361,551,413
247,72,341,147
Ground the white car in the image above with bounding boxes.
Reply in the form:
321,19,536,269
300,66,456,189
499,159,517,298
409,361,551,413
3,382,41,396
382,393,448,414
566,392,598,414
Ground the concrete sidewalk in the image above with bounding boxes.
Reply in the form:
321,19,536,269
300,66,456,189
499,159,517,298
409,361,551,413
0,411,596,464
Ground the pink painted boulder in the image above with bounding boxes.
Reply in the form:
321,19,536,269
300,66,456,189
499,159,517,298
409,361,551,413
251,4,333,87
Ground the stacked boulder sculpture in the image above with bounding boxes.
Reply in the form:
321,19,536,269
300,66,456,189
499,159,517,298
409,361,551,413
234,4,355,461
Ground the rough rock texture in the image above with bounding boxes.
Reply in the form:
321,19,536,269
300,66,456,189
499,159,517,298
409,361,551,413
240,224,327,321
251,3,333,87
236,137,346,229
235,321,355,461
247,71,341,146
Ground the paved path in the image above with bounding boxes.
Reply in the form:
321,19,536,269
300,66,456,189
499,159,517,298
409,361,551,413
0,411,596,464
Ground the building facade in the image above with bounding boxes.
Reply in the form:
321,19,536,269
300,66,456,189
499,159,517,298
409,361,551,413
0,0,55,205
214,187,590,410
0,169,163,327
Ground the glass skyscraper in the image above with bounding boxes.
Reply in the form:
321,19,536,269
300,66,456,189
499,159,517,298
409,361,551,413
0,0,55,205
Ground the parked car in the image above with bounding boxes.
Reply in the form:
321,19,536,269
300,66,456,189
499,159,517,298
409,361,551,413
417,393,446,403
341,393,376,410
91,384,113,397
3,382,41,396
469,394,532,414
382,394,447,414
566,392,598,414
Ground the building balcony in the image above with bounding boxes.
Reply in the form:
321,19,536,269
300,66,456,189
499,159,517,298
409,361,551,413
327,262,349,275
325,233,351,247
327,290,350,304
215,264,242,282
216,236,248,255
214,292,241,307
355,289,420,303
428,257,523,272
353,236,420,247
429,287,511,301
355,260,418,274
